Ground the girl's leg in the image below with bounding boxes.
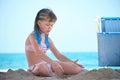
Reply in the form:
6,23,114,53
57,61,83,75
30,62,55,77
29,61,83,76
36,63,55,77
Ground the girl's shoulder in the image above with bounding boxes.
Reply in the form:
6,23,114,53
29,31,35,39
48,37,53,44
29,31,34,37
26,31,35,42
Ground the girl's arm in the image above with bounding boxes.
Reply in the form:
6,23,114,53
49,37,73,62
49,37,84,68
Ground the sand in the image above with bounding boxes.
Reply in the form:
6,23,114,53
0,68,120,80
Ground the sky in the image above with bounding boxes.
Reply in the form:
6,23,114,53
0,0,120,53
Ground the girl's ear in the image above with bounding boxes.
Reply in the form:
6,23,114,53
37,20,41,26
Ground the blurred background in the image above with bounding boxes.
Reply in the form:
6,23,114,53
0,0,120,53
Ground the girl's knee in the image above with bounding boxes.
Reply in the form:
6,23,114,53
37,64,54,77
72,66,82,74
61,62,83,75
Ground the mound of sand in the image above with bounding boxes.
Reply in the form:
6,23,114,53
0,68,120,80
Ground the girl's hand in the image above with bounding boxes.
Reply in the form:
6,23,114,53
51,61,64,75
73,59,84,68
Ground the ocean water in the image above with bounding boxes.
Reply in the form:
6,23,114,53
0,52,119,70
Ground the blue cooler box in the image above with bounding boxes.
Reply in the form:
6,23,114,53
97,17,120,66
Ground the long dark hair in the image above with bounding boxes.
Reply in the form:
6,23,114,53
34,8,57,48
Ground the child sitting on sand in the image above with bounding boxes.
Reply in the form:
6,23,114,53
25,8,84,77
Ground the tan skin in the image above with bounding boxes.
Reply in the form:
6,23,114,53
25,19,84,77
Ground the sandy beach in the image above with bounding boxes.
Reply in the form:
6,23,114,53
0,68,120,80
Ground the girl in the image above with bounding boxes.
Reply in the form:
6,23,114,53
25,8,84,77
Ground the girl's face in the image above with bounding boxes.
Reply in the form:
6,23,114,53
37,19,55,34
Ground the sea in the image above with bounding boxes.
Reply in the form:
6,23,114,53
0,52,120,71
